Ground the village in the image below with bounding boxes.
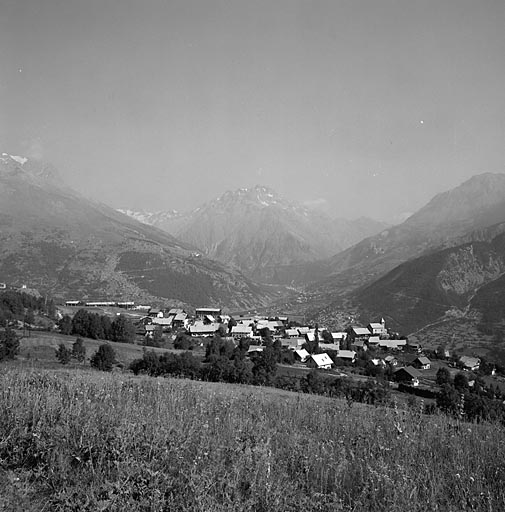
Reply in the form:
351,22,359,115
61,299,488,395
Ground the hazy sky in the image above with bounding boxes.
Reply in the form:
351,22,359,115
2,0,505,222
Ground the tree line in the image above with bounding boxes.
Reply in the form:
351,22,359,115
58,309,136,343
0,290,56,326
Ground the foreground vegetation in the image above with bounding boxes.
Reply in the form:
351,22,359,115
1,368,505,511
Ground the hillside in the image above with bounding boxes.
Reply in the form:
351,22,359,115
120,186,388,284
0,154,272,309
1,366,505,511
307,173,505,296
355,232,505,334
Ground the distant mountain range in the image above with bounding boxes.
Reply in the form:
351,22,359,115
119,186,388,284
0,154,273,309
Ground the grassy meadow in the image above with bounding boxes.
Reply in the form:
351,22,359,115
1,367,505,511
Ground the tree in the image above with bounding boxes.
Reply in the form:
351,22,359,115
56,343,71,364
24,308,35,326
72,338,86,362
0,327,19,360
251,343,277,385
436,366,452,386
111,315,136,343
153,325,164,345
454,372,469,391
71,309,92,337
90,343,116,371
437,383,460,414
58,315,73,335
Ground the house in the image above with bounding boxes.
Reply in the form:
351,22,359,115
335,350,356,363
286,329,300,338
189,322,221,337
307,353,333,370
367,318,387,337
294,348,310,363
351,339,368,351
350,327,371,342
368,336,380,347
148,308,164,318
459,356,480,371
297,327,311,336
331,332,347,343
151,317,173,331
172,313,189,329
195,307,222,319
408,341,422,353
379,339,407,351
281,338,305,350
231,325,253,339
394,366,421,386
412,356,431,370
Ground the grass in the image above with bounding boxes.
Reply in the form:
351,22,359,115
17,331,206,369
1,366,505,511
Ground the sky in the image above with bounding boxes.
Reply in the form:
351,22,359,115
2,0,505,223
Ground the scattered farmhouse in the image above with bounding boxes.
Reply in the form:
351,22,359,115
394,366,421,386
412,356,431,370
459,356,481,371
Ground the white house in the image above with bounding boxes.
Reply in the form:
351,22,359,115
307,353,334,370
294,348,310,363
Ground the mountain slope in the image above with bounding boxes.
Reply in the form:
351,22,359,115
0,154,272,309
355,233,505,334
310,173,505,294
120,186,388,284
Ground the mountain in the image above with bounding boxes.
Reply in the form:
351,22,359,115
355,234,505,334
310,173,505,295
0,154,272,309
120,186,388,284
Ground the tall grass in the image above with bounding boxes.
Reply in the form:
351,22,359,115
1,368,504,511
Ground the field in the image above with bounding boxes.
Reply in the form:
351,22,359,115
16,331,206,369
1,365,505,511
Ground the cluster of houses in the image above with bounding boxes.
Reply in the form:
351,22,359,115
67,300,485,382
139,309,452,374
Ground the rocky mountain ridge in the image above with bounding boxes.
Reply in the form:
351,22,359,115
0,154,273,309
120,185,389,283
